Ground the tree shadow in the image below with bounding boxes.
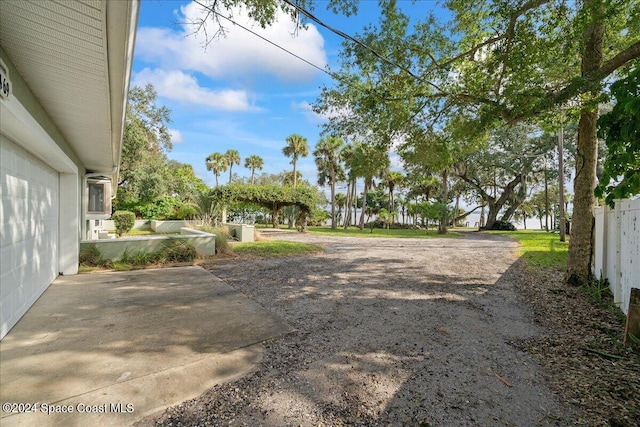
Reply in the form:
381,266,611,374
181,234,570,426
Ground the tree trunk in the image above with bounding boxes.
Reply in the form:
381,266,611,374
272,206,280,228
298,210,308,232
482,173,522,229
566,0,604,286
484,201,499,229
359,180,369,229
559,126,566,242
351,179,357,226
567,109,599,285
330,169,337,229
287,207,295,229
438,169,448,234
501,205,518,223
292,161,297,187
501,178,526,225
501,199,520,223
343,180,351,229
544,157,549,231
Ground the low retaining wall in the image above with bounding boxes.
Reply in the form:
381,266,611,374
151,220,192,233
224,223,255,242
81,227,215,260
102,219,150,231
148,220,256,242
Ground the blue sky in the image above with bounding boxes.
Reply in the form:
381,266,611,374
132,0,439,188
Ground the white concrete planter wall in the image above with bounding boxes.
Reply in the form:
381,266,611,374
102,219,150,231
224,223,255,242
81,228,215,260
150,220,191,233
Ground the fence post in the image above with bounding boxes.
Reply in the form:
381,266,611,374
625,288,640,346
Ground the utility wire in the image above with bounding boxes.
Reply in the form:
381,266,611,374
194,0,429,86
190,0,438,133
281,0,421,80
192,0,337,79
281,0,441,90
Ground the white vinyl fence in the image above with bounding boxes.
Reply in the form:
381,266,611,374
593,198,640,315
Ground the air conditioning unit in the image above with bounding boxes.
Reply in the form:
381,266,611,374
85,177,112,219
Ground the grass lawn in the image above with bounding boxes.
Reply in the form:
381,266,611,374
307,226,463,238
488,230,569,269
232,241,324,257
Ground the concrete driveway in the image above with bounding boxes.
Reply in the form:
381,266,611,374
0,266,293,426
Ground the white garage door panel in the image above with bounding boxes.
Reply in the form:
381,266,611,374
1,135,59,338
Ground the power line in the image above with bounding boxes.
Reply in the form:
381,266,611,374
192,0,337,79
281,0,422,81
193,0,427,86
190,0,438,134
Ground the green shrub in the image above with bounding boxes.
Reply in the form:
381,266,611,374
304,207,329,227
112,210,136,236
487,220,516,231
135,197,177,219
174,203,198,220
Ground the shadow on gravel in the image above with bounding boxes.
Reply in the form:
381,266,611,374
174,236,573,427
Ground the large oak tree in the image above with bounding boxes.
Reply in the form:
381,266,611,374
191,0,639,285
315,0,639,285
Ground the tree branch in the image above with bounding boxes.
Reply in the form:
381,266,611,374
453,205,482,222
599,40,640,78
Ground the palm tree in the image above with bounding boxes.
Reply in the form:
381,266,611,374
244,155,263,184
314,136,345,229
335,193,347,225
224,149,241,184
378,208,394,233
350,143,390,230
383,171,404,221
282,134,309,187
340,144,357,229
282,170,302,187
205,152,227,186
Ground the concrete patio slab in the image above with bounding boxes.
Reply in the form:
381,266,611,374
0,266,293,426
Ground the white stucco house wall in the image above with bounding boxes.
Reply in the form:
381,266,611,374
0,0,139,339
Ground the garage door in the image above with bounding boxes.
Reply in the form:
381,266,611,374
1,134,59,337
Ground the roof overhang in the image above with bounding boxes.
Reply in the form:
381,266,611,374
0,0,139,177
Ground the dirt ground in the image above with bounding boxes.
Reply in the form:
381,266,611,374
139,231,639,426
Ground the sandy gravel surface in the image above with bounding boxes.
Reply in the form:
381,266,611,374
141,232,574,426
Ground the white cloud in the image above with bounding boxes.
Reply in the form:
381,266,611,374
389,152,404,169
291,100,325,124
292,100,313,112
169,128,184,144
135,2,327,83
291,100,354,125
132,68,252,111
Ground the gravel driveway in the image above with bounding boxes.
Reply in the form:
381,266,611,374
142,232,572,426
